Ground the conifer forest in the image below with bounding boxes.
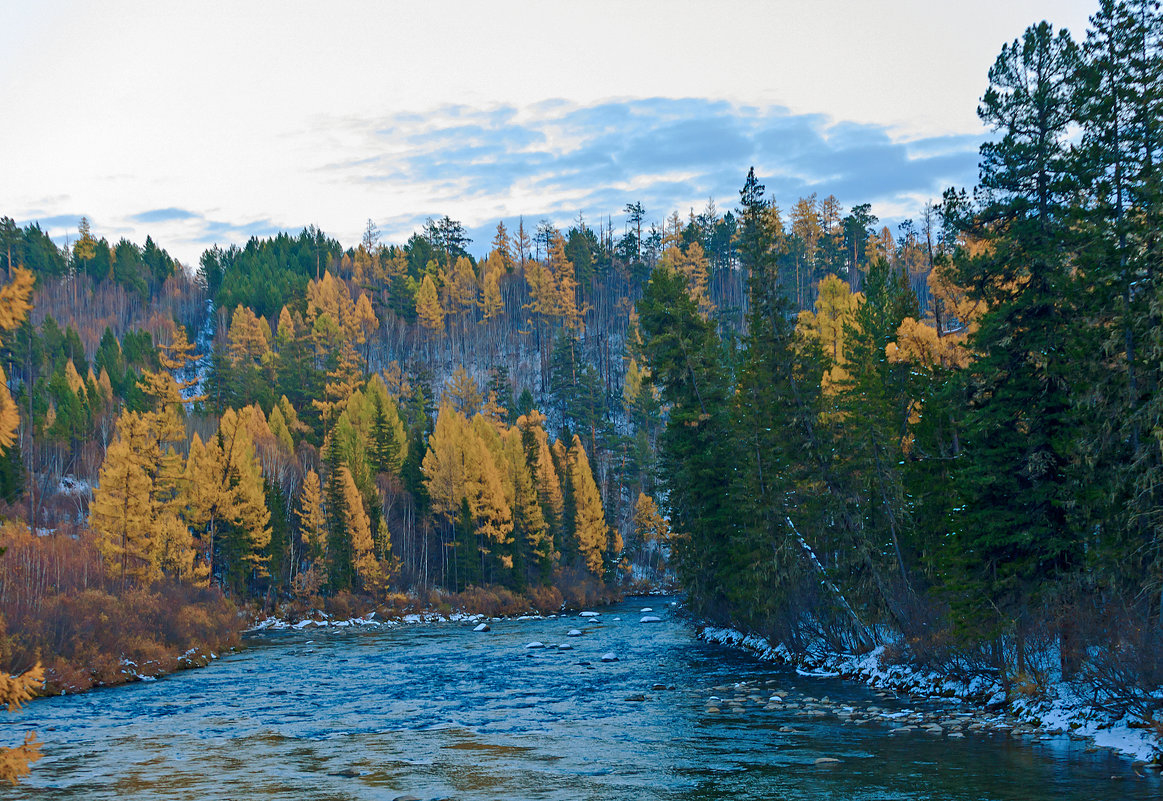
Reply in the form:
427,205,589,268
3,0,1163,788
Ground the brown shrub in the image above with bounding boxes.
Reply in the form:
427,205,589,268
525,585,564,614
324,590,368,620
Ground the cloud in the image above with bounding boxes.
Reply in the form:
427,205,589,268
15,214,83,230
129,207,201,224
13,98,981,263
318,97,980,248
200,218,285,242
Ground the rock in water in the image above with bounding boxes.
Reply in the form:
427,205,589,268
640,615,661,623
525,641,545,649
557,643,573,650
814,758,842,765
624,694,646,701
580,611,600,617
640,607,653,612
567,629,583,636
473,623,490,632
601,652,619,662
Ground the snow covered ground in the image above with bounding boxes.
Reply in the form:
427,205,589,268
701,625,1162,763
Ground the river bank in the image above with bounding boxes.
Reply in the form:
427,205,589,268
11,595,1158,800
700,624,1163,766
23,582,623,696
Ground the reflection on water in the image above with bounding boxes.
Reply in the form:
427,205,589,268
6,597,1158,800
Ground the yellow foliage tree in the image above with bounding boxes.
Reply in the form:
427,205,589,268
501,425,552,572
91,412,162,585
0,268,39,786
567,435,608,575
796,273,863,392
446,366,483,417
415,274,444,333
658,241,713,316
341,466,383,591
0,663,43,785
422,405,514,568
633,492,670,548
183,410,271,586
518,411,563,531
478,250,506,320
0,268,33,450
297,468,327,564
228,305,271,368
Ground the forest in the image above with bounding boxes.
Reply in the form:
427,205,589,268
1,0,1163,784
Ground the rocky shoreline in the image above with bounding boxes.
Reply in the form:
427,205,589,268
700,625,1162,767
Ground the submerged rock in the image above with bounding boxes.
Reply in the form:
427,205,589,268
815,758,842,765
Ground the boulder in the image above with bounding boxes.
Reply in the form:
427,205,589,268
567,629,583,637
473,623,490,632
525,641,545,649
600,652,619,662
640,616,662,623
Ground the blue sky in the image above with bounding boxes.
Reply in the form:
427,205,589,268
0,1,1096,264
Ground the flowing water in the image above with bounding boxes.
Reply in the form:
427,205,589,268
6,597,1155,800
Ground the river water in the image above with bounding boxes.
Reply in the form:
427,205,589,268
6,597,1155,800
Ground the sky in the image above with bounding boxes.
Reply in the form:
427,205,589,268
0,0,1098,266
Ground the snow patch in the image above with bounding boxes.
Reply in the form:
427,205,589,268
699,625,1162,764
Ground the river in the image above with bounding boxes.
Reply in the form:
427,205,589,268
6,596,1155,800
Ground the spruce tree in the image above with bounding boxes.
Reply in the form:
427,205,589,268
950,22,1082,654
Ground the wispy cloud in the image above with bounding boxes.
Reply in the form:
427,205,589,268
12,98,981,262
317,97,979,243
130,207,200,224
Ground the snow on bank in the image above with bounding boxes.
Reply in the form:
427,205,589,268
700,625,1161,763
246,609,542,633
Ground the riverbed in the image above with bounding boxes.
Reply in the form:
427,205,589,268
5,596,1155,799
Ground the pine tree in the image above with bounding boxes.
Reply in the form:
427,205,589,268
951,22,1082,653
727,168,823,629
637,257,733,616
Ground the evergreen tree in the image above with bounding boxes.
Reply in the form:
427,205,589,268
637,255,733,617
950,22,1082,653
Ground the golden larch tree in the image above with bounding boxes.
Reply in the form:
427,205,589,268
567,435,608,576
341,466,383,592
91,412,162,585
415,274,444,333
0,267,39,786
297,468,328,564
